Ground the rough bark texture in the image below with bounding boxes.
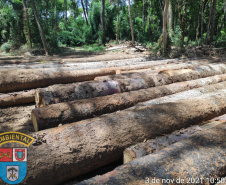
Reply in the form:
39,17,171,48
123,120,222,164
209,0,217,44
101,0,106,45
0,68,116,93
0,90,35,107
14,89,226,185
95,64,226,81
79,119,226,185
36,64,226,107
32,80,226,131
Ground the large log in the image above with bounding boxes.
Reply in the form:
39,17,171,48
0,68,116,93
31,81,226,131
13,89,226,185
123,119,222,164
94,63,226,81
78,117,226,185
35,64,226,107
0,90,35,107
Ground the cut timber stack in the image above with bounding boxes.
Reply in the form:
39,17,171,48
78,116,226,185
13,89,226,185
0,61,200,107
32,80,226,131
35,64,226,107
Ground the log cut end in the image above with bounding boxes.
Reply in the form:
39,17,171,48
35,90,45,107
123,150,136,164
158,68,194,76
31,111,39,132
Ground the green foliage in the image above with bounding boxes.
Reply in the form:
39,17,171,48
82,44,105,52
1,42,12,52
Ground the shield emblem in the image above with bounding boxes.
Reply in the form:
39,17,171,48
0,148,27,184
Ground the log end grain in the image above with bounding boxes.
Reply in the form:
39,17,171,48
35,90,46,107
31,111,39,132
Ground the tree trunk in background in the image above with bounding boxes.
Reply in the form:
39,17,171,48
167,0,173,33
52,0,56,52
196,0,202,41
181,0,188,43
200,0,204,44
142,0,146,29
116,0,120,44
81,0,88,25
209,0,217,44
101,0,106,45
128,0,135,44
163,0,169,55
31,0,48,55
205,0,213,45
85,0,89,16
22,0,32,49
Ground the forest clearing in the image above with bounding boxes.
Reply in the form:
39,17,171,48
1,0,226,184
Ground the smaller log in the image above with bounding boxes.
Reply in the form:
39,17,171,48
31,80,226,131
0,90,35,107
78,119,226,185
123,119,222,164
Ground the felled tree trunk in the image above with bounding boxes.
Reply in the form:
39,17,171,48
0,90,35,107
32,81,226,131
78,119,226,185
123,119,222,164
0,68,116,93
21,90,226,185
35,64,226,107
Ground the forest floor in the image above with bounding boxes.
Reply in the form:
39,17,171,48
0,45,226,184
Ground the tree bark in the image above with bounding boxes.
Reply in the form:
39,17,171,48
81,0,88,25
32,81,226,131
78,120,226,185
167,0,173,32
95,64,226,82
123,122,220,163
0,90,35,107
205,0,213,45
128,0,135,44
0,68,116,93
163,0,169,55
196,0,202,41
22,0,32,49
20,89,226,185
209,0,217,44
101,0,106,45
31,0,49,55
116,0,120,44
36,64,226,107
200,0,204,44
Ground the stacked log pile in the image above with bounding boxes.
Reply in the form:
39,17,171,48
2,56,226,185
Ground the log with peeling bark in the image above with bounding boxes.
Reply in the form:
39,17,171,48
0,68,116,93
0,90,35,107
16,90,226,185
78,117,226,185
123,119,222,164
32,80,226,131
35,64,226,107
95,63,226,81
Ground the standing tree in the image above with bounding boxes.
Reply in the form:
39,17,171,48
31,0,49,55
163,0,169,55
101,0,106,45
116,0,120,44
81,0,88,25
209,0,217,44
22,0,32,49
128,0,134,44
